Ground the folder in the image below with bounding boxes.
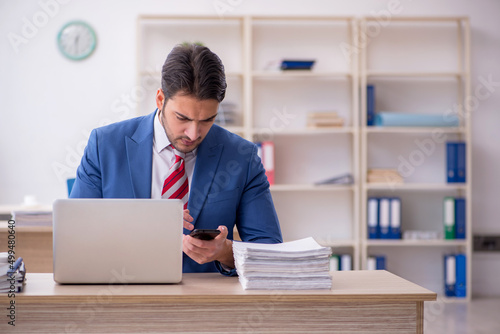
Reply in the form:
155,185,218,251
456,142,466,183
340,254,352,271
444,254,456,297
367,197,379,239
367,85,375,126
446,142,457,183
443,197,455,240
455,254,466,298
378,198,391,239
389,197,401,239
455,198,466,239
329,255,339,272
376,255,386,270
261,141,275,185
367,256,376,270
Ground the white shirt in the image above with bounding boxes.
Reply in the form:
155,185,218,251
151,109,197,199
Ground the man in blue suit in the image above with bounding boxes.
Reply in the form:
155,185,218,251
70,44,282,275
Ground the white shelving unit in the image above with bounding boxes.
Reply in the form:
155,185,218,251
137,16,472,296
359,17,472,301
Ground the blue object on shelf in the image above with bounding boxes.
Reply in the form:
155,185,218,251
280,60,315,70
374,112,460,127
367,85,375,126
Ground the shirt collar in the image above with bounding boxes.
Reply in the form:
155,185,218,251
153,109,197,158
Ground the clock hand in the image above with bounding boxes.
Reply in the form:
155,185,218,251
74,35,79,55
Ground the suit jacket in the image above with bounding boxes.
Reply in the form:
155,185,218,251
70,110,282,274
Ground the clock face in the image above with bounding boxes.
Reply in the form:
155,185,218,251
57,21,96,60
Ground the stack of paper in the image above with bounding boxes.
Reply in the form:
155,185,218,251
307,112,344,128
367,169,403,184
12,209,52,227
233,237,332,290
1,254,26,293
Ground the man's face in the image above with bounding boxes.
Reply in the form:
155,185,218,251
156,90,219,154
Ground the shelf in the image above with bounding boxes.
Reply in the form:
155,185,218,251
366,71,463,78
253,127,355,136
364,127,466,134
252,71,351,79
365,239,467,247
364,183,468,191
270,184,355,192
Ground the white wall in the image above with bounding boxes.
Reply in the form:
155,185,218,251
1,0,499,296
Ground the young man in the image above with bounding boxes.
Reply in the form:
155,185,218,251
70,44,282,275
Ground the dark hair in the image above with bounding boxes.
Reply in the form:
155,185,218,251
161,44,226,103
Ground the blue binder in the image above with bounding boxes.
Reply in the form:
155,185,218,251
455,198,466,239
446,142,457,183
367,197,379,239
376,255,386,270
378,198,391,239
444,254,456,297
456,142,466,183
455,254,466,298
367,85,375,126
389,197,401,239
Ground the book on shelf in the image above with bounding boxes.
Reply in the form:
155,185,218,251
443,197,466,240
367,84,375,126
1,254,27,293
367,255,386,270
307,111,345,128
280,59,315,71
314,173,354,186
444,253,466,298
446,142,466,183
256,141,275,185
374,112,460,127
367,169,403,184
367,197,402,240
233,237,332,290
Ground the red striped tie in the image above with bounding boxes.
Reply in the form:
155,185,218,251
162,146,189,209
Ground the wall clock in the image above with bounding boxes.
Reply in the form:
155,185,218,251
57,21,97,60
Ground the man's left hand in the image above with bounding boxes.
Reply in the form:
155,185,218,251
183,225,234,268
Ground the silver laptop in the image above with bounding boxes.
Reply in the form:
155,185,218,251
53,199,183,284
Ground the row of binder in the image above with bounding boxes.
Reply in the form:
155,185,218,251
444,254,466,298
367,255,386,270
443,197,466,239
367,197,401,239
446,142,466,183
329,254,352,271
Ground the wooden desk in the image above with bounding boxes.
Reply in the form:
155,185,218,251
0,270,436,333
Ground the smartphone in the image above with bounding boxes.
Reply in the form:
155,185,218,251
189,229,221,240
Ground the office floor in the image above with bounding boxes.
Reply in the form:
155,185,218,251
424,298,500,333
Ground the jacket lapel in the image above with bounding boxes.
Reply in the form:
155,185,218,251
125,111,155,198
188,126,223,224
